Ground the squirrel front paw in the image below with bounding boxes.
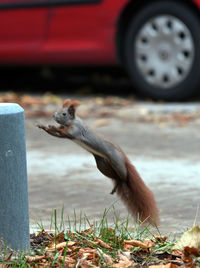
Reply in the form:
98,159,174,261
37,124,46,129
48,125,57,130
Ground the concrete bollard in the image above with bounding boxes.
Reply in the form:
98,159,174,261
0,103,30,250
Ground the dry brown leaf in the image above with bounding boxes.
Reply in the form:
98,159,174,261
45,231,68,250
36,230,54,241
118,251,131,260
55,231,65,243
3,252,13,262
94,119,110,127
62,256,76,267
184,246,200,257
78,248,97,256
182,248,194,267
77,248,99,264
56,241,68,250
97,248,113,265
112,260,134,267
123,239,151,249
27,255,46,263
80,224,94,237
103,96,131,107
25,110,53,118
123,244,134,251
172,249,182,256
117,252,130,262
76,253,90,267
95,238,111,249
174,226,200,250
76,259,94,268
154,235,168,242
149,264,179,268
0,92,19,103
21,95,43,106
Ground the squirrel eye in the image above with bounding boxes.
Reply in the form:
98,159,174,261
62,112,67,116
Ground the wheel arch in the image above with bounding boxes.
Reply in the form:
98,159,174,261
116,0,200,64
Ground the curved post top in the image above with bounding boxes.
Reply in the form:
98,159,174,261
0,103,24,115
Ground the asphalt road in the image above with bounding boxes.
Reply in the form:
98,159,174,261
25,98,200,234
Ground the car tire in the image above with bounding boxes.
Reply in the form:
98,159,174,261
124,1,200,101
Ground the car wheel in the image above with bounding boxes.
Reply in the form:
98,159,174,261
124,1,200,101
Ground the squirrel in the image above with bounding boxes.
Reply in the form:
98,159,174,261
38,99,159,225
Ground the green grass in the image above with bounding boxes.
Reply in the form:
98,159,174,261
0,206,178,267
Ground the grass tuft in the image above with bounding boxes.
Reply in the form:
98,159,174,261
1,206,197,267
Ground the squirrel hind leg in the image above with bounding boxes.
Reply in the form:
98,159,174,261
94,155,118,179
110,180,121,195
93,154,121,194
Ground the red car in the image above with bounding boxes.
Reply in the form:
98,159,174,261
1,0,200,100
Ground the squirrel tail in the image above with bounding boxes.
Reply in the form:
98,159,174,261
116,158,159,225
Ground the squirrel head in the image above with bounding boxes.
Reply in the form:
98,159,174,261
53,99,80,127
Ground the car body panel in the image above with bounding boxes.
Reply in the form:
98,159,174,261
0,0,199,65
0,0,129,64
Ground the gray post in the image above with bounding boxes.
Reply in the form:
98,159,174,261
0,103,30,250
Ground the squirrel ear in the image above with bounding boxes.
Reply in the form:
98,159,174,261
67,101,80,118
63,99,71,108
63,99,80,108
70,100,81,107
68,105,75,118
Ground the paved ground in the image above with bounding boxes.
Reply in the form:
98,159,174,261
26,98,200,234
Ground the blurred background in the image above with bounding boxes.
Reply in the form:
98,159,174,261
0,0,200,233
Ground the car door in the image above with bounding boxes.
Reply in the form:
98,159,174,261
43,0,130,64
0,0,48,63
43,0,105,64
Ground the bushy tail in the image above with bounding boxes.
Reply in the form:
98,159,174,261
116,158,159,225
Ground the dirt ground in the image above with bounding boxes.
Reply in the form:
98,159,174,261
25,96,200,235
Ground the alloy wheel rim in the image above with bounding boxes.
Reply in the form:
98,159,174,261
135,15,194,89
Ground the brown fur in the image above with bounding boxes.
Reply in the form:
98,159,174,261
116,154,159,225
63,99,81,108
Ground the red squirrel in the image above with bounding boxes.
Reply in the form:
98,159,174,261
38,99,159,225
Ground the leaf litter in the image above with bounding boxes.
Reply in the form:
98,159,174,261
1,225,200,267
0,92,200,127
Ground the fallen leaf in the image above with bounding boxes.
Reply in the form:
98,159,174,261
55,230,65,243
154,235,168,242
21,95,43,106
117,252,130,262
184,246,200,257
94,119,110,127
62,256,76,267
97,248,113,265
95,238,111,249
80,224,94,237
112,260,134,267
3,252,13,262
182,247,195,267
123,239,151,249
76,253,92,268
56,241,68,250
27,255,45,263
174,226,200,250
149,264,179,268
